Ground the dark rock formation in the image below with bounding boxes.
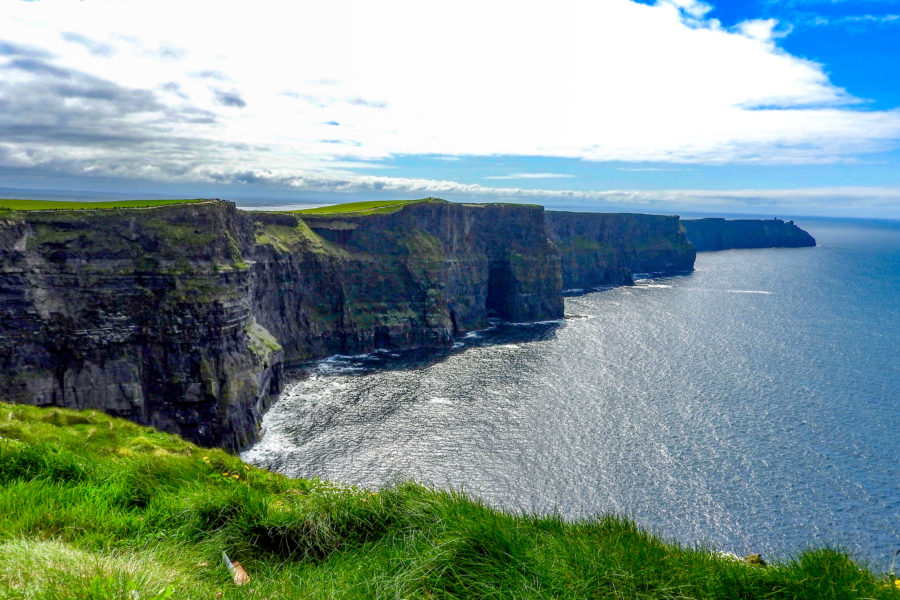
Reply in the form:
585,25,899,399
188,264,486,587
545,211,696,290
682,218,816,251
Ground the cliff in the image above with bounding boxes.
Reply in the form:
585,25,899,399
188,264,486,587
682,218,816,251
545,211,696,290
251,200,563,362
0,201,282,450
0,199,563,447
4,200,812,450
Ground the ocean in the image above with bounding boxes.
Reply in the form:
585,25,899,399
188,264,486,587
242,217,900,569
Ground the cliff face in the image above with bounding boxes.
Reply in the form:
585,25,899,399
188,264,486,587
0,199,563,447
250,201,563,362
682,218,816,251
0,202,283,450
545,211,696,290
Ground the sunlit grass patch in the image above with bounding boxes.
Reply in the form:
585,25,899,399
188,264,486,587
0,538,215,599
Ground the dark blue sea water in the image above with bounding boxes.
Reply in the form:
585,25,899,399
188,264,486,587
244,218,900,569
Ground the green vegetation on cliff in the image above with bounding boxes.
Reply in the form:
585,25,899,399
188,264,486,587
0,199,206,211
1,403,897,599
252,219,347,256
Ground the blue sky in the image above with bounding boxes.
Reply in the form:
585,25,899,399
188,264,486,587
2,0,900,217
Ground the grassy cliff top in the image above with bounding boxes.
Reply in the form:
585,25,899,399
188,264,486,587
0,198,208,211
294,198,443,216
1,403,896,599
295,198,547,217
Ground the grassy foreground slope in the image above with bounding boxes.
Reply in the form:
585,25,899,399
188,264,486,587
0,404,896,600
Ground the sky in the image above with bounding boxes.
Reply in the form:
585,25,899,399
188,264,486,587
2,0,900,217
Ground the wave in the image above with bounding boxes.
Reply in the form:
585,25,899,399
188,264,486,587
506,319,565,326
726,289,773,295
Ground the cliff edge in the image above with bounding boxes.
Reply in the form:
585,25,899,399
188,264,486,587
251,199,563,362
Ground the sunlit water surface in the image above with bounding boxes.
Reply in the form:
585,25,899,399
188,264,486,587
244,218,900,568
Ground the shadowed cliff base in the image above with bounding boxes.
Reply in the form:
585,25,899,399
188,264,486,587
288,318,565,379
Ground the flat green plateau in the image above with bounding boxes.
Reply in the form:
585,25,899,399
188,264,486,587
295,198,442,215
0,198,207,211
1,403,897,599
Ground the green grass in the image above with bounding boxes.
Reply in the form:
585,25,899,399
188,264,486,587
0,403,897,599
295,198,442,216
252,220,349,257
0,199,207,211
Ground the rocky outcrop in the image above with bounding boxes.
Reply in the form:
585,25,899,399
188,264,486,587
682,218,816,251
0,201,282,450
545,211,696,290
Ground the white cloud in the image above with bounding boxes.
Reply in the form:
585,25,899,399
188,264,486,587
736,18,785,42
1,0,900,183
484,173,574,180
806,13,900,26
